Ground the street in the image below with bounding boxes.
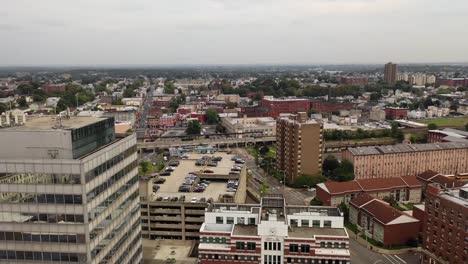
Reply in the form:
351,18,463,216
236,148,313,205
349,239,420,264
136,86,154,138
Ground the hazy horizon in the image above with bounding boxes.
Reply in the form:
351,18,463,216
2,0,468,66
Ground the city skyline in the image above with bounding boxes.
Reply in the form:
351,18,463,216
1,0,468,66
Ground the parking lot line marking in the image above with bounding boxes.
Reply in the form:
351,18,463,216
394,255,407,263
382,254,398,264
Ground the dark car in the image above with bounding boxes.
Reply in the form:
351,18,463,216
154,178,166,184
168,161,180,166
212,157,222,162
159,171,171,176
203,170,214,173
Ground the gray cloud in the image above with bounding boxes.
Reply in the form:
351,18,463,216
1,0,468,65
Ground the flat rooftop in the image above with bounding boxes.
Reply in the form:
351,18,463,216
286,206,342,217
348,142,468,156
232,225,258,236
288,227,347,238
153,152,243,202
1,116,109,131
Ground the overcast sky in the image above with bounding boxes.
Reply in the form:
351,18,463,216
1,0,468,66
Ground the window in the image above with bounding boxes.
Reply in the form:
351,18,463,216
237,217,245,224
301,219,309,227
227,217,234,224
221,237,226,244
301,244,310,253
313,220,320,227
290,244,299,253
291,219,298,227
264,242,268,250
248,218,256,225
320,242,325,248
236,242,245,250
324,221,332,228
216,217,223,224
247,242,256,250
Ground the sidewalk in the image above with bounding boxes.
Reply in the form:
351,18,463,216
346,227,421,255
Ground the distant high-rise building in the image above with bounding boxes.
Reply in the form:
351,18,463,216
276,113,323,183
0,115,142,263
384,62,398,85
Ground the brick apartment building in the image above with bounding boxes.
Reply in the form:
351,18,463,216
384,107,408,120
310,101,354,114
276,113,323,184
349,194,420,247
42,83,66,94
259,97,311,118
338,76,369,86
436,77,468,88
421,183,468,264
198,195,350,264
342,142,468,179
316,176,422,206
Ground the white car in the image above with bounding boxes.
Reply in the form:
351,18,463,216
191,198,198,203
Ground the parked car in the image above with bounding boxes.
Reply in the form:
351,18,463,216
159,171,171,176
165,166,175,172
191,198,198,203
212,156,222,162
207,162,218,167
154,178,166,184
168,161,180,166
156,197,163,201
203,170,214,173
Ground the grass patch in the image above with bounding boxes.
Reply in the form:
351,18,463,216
418,117,468,127
345,222,359,234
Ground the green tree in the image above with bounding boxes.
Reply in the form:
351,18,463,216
465,123,468,131
322,155,339,176
292,174,326,188
259,182,269,197
139,161,153,176
17,84,35,95
205,109,220,125
32,94,45,102
17,97,28,108
427,123,438,130
55,99,68,113
0,103,7,114
226,102,238,109
329,160,355,182
186,120,201,135
164,81,176,94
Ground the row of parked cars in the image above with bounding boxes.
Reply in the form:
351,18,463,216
178,174,198,192
195,156,223,167
159,160,180,176
227,179,239,192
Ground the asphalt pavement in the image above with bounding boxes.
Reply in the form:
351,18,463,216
236,148,313,205
349,236,421,264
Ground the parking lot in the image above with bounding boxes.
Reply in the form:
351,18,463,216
153,152,244,202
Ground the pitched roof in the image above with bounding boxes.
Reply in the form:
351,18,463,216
361,200,418,225
321,181,361,195
400,176,422,188
357,177,407,191
349,194,375,208
417,170,439,181
321,176,423,195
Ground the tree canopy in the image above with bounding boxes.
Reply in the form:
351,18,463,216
186,120,201,135
205,109,220,125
